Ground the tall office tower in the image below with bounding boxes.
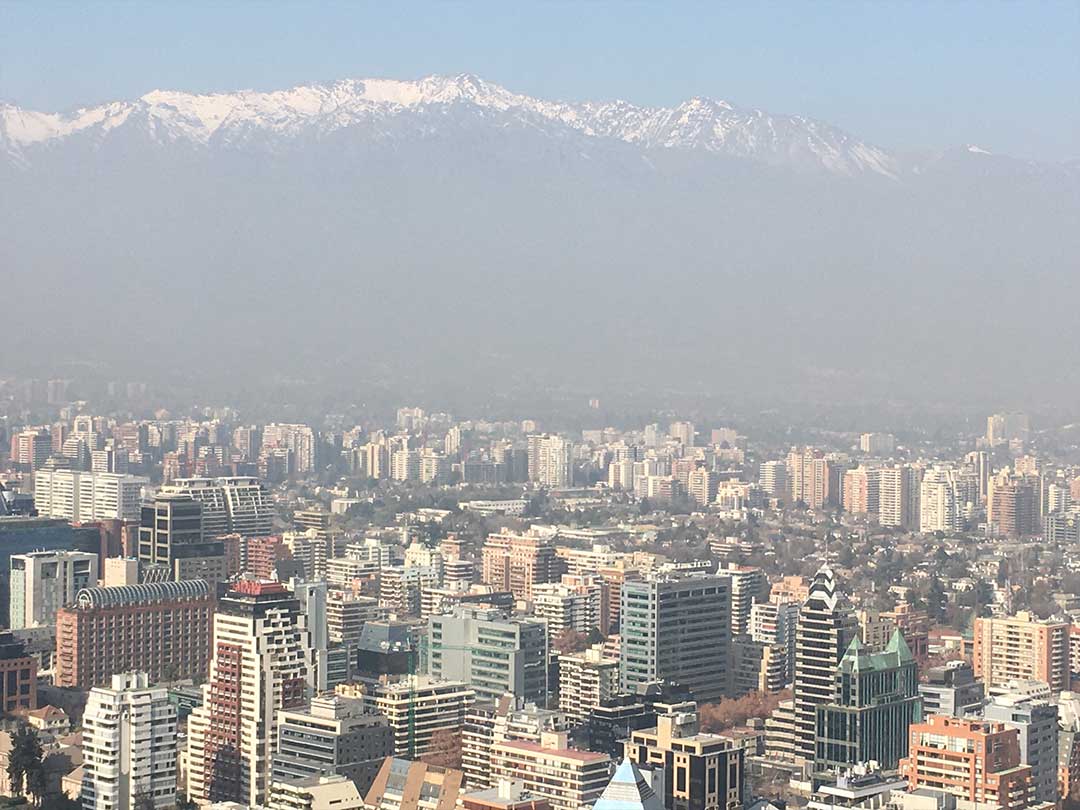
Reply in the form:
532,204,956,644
877,465,921,529
8,549,98,629
900,716,1035,807
271,695,393,786
558,646,620,727
359,676,475,759
858,432,895,456
983,693,1059,804
527,435,573,488
626,712,744,810
620,573,731,702
55,580,214,689
987,412,1031,447
0,633,37,713
186,580,311,807
750,599,800,684
232,425,262,460
138,492,227,584
11,429,51,471
974,612,1069,693
161,476,274,537
33,469,148,522
988,472,1040,537
785,447,834,509
718,563,766,637
814,631,922,770
462,697,571,789
965,450,991,503
81,672,178,810
490,731,611,810
791,566,858,763
757,460,789,502
532,575,609,638
841,466,881,515
481,531,564,601
262,423,317,474
290,579,330,694
428,606,549,704
918,661,985,718
919,466,963,533
668,421,695,447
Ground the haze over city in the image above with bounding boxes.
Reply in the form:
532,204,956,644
2,5,1080,810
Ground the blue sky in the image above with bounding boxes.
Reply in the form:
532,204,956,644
1,1,1077,159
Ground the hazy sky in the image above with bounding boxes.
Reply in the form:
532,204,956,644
1,1,1077,160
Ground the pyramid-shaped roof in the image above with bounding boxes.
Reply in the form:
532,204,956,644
592,758,665,810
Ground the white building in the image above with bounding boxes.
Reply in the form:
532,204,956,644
558,645,619,726
161,476,274,537
82,672,178,810
34,469,148,522
920,466,963,533
9,550,99,629
528,435,573,488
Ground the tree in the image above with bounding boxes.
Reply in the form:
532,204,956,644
6,725,43,800
697,689,792,732
552,629,590,655
175,797,199,810
25,764,47,807
420,728,462,769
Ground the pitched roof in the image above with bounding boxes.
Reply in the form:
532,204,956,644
592,758,665,810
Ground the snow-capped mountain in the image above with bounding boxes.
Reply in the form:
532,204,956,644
0,73,898,177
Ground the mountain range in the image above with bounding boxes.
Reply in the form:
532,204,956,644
0,73,979,178
1,75,1077,412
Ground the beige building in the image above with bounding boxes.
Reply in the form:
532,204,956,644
489,732,610,810
558,645,619,726
268,774,364,810
973,611,1069,693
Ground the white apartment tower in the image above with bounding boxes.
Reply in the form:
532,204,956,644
9,550,99,629
82,672,178,810
34,469,148,522
528,435,573,488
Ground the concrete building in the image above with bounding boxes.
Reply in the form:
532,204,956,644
791,566,858,763
271,695,393,786
9,549,98,629
918,660,985,718
428,606,549,704
877,465,921,529
481,531,565,601
186,580,311,807
718,563,766,638
531,575,609,638
33,469,148,522
82,672,177,810
558,645,619,727
55,579,213,689
749,598,799,685
859,432,895,456
973,611,1069,693
363,758,463,810
327,592,384,646
983,693,1059,805
269,774,364,810
626,712,744,810
619,573,730,702
900,715,1035,810
462,697,570,790
0,632,37,713
814,631,922,770
919,466,963,534
359,677,475,760
527,435,573,489
489,732,610,810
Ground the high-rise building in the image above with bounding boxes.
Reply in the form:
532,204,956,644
357,676,475,760
919,466,963,533
983,693,1059,805
161,477,274,537
988,472,1040,537
481,531,565,601
262,423,318,474
757,461,788,503
428,606,549,704
138,492,227,585
81,672,177,810
55,579,214,689
531,575,609,638
489,731,611,810
462,696,571,789
749,598,800,685
620,573,730,702
973,612,1069,693
814,631,922,770
0,632,37,713
718,563,765,638
271,695,393,786
900,715,1036,809
877,465,921,529
11,429,51,471
918,660,985,718
859,432,895,455
558,645,619,727
786,447,836,509
527,435,573,489
790,566,858,763
327,591,385,646
9,549,98,629
668,421,695,447
186,580,311,806
33,469,148,522
987,412,1030,447
626,712,744,810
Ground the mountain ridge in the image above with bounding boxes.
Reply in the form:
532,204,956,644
0,73,901,177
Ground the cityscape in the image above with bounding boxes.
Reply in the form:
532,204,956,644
2,3,1078,810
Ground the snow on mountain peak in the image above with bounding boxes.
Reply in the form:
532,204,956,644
0,74,899,177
